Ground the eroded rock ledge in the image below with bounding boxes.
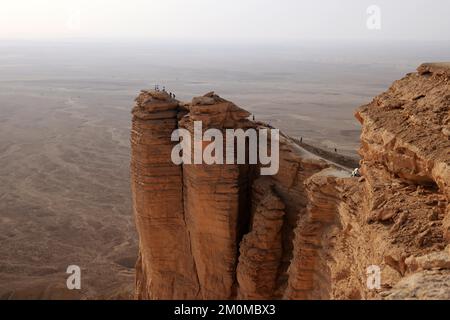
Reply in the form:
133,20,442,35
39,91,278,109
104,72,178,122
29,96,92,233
131,63,450,300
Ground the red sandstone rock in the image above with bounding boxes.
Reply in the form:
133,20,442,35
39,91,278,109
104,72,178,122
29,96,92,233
131,90,200,299
131,63,450,300
237,179,285,299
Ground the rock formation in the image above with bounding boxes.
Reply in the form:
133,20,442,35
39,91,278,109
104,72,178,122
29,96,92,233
131,63,450,300
131,90,199,299
179,93,255,299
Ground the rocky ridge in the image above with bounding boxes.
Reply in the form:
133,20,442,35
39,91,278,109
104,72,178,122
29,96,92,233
131,63,450,299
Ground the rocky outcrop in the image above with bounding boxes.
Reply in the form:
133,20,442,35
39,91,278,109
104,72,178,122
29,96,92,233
131,63,450,300
179,93,254,299
284,168,350,300
131,90,199,299
355,63,450,245
316,63,450,299
383,246,450,300
236,180,285,300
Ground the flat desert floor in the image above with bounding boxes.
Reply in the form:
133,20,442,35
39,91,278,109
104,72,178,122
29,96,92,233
0,41,447,299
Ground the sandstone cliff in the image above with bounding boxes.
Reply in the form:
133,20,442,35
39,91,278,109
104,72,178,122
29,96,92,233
131,63,450,300
131,90,199,299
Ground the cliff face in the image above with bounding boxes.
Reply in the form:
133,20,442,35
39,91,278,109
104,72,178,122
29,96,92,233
131,90,199,299
179,93,255,299
131,63,450,300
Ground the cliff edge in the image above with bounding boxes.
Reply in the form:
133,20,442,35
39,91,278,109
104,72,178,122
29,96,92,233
130,63,450,299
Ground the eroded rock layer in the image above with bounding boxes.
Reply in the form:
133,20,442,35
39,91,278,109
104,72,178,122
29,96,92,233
131,64,450,300
131,90,199,299
236,179,285,300
179,93,254,299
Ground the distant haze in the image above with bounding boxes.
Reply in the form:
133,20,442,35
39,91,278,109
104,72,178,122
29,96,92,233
1,0,450,42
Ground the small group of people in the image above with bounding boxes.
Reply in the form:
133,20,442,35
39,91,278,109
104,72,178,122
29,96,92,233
154,84,176,99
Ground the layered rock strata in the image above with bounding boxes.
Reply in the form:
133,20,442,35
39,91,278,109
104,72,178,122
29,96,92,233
179,93,255,299
131,90,199,299
131,63,450,299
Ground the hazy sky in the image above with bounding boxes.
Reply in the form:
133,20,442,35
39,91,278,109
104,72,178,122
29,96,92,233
1,0,449,42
